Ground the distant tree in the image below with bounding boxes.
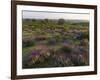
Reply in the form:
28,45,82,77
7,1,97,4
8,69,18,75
58,19,65,25
44,19,49,22
32,19,36,21
24,19,30,21
40,19,49,24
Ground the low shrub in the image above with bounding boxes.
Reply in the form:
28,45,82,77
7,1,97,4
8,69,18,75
80,32,89,40
46,38,57,45
22,38,35,47
59,46,72,53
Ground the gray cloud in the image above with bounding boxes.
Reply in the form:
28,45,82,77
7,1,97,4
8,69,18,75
22,10,89,20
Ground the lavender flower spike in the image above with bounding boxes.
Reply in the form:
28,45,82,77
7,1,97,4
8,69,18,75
31,50,40,56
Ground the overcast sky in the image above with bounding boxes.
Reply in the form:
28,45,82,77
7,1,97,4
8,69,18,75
22,10,89,21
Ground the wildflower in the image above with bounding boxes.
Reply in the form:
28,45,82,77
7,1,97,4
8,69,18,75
31,50,40,63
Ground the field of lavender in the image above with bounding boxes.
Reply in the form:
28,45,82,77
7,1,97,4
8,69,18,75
22,19,89,69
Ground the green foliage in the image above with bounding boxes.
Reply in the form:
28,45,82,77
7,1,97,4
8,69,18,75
46,38,57,45
23,38,35,47
73,57,86,66
80,32,89,40
59,46,72,53
57,19,65,25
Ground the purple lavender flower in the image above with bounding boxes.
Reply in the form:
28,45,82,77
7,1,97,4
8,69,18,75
31,50,40,56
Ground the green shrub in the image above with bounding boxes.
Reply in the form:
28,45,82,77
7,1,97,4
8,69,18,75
54,33,62,42
22,38,35,47
46,38,57,45
80,32,89,40
73,58,86,66
57,19,65,25
59,46,72,53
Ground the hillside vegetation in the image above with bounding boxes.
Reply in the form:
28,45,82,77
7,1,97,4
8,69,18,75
22,19,89,68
